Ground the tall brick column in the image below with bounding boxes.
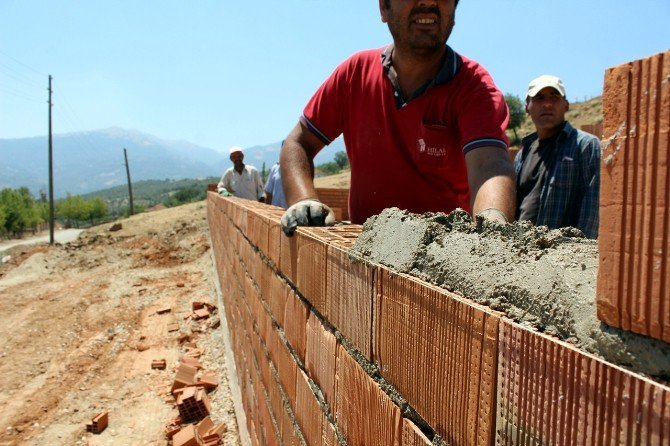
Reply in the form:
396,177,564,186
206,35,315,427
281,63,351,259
597,50,670,342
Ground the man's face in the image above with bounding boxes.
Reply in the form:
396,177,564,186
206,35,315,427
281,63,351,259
230,151,244,168
380,0,456,56
526,87,569,134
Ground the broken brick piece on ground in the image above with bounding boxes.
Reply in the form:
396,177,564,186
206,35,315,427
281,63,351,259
165,416,183,439
197,371,219,390
180,355,203,369
167,322,180,332
172,363,198,393
85,411,109,434
193,308,211,320
152,359,167,370
192,301,217,313
176,386,212,423
156,306,172,315
172,424,198,446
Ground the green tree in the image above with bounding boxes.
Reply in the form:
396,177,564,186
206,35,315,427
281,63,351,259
0,188,41,235
334,151,349,170
505,93,525,145
88,197,108,224
57,194,90,228
261,162,267,183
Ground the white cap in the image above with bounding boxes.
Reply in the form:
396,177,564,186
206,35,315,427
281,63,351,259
526,75,566,100
229,146,244,155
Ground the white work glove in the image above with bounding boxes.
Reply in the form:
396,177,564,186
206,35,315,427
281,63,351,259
281,199,336,236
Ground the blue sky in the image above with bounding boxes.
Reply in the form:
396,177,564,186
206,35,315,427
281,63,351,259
1,1,668,153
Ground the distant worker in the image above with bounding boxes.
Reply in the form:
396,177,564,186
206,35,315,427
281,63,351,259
217,146,265,202
265,161,288,209
279,0,515,234
515,75,601,238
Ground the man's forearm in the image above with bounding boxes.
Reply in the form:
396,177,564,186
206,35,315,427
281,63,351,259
466,147,516,222
280,124,322,205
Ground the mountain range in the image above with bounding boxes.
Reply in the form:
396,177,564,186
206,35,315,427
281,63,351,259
0,127,344,198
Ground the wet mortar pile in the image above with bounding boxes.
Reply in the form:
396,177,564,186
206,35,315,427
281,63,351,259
351,207,670,380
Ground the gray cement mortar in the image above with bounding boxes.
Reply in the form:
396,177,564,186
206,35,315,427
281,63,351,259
350,207,670,380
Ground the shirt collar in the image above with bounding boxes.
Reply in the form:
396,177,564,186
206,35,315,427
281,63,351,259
381,43,462,108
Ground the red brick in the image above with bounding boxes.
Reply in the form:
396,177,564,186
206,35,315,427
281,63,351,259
268,217,283,268
280,229,299,286
283,290,309,363
268,272,289,327
496,318,670,444
374,269,499,445
305,311,338,409
402,418,432,446
322,416,339,446
295,369,324,446
334,344,401,446
172,424,198,446
597,50,670,343
296,229,328,311
85,411,109,434
326,244,375,359
315,187,350,221
273,334,297,410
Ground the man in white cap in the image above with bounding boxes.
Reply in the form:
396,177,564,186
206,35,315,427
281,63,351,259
515,75,601,238
217,146,265,202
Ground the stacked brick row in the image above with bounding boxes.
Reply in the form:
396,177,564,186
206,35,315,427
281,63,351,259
208,194,670,445
597,50,670,343
315,188,350,222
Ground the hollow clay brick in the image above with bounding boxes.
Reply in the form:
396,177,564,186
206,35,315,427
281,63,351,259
268,217,283,268
280,229,299,286
322,415,339,446
295,369,324,446
374,269,499,445
597,50,670,343
283,290,310,363
296,229,328,312
268,272,289,328
273,333,297,410
335,344,401,446
306,311,338,410
402,418,432,446
496,318,670,444
172,424,198,446
326,244,375,359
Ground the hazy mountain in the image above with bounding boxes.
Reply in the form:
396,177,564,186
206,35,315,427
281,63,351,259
0,127,344,198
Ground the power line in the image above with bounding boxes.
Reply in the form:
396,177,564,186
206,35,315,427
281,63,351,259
0,61,43,88
0,85,43,102
0,50,46,77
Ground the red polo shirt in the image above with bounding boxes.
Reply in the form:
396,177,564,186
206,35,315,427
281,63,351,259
302,45,509,224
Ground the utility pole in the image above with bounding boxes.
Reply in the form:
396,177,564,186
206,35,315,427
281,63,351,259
48,75,55,245
123,148,134,215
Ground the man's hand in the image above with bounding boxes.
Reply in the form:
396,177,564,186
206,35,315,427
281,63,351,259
281,199,336,235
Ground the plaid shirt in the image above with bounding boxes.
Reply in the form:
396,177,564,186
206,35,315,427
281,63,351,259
515,122,601,238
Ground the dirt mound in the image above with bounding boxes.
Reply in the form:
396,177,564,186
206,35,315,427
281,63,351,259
0,201,240,445
351,208,670,379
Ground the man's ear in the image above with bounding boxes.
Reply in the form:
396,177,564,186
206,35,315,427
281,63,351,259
525,102,530,114
379,0,388,23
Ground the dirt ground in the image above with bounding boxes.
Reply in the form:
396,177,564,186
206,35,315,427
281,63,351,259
0,201,240,446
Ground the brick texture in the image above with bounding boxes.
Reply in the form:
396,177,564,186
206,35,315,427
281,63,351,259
335,344,402,446
597,50,670,342
315,187,349,222
326,244,375,359
295,369,324,446
496,319,670,445
306,311,338,410
375,269,499,445
402,418,432,446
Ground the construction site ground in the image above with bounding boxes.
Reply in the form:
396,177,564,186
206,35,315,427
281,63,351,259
0,201,240,446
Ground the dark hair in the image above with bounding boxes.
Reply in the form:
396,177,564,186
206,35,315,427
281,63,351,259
383,0,459,8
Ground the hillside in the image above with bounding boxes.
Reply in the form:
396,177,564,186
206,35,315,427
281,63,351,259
0,128,346,198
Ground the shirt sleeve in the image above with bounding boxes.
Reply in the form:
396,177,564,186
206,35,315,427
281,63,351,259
456,70,510,154
301,57,353,145
576,137,601,238
217,171,230,194
265,166,277,194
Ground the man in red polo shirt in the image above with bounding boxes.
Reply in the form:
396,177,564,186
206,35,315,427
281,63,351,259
280,0,515,234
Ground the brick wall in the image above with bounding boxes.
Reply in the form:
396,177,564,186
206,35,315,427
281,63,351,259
208,193,670,445
597,50,670,343
316,188,349,222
